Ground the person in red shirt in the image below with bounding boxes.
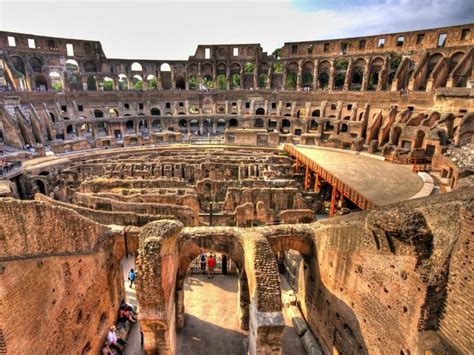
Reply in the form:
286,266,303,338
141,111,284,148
207,254,216,279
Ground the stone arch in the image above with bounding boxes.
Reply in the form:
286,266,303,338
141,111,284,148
350,59,366,91
30,57,43,73
136,221,283,354
34,74,48,91
175,76,186,90
302,61,314,89
83,61,97,73
255,118,265,128
256,108,265,115
229,118,238,128
368,57,385,91
131,62,142,72
151,107,161,116
318,60,331,89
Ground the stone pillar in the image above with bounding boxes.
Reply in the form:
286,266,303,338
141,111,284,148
312,59,319,90
226,65,231,90
240,65,244,90
343,58,353,91
282,66,287,91
171,66,176,90
296,60,303,91
266,66,272,90
361,59,371,91
328,60,335,91
157,68,162,90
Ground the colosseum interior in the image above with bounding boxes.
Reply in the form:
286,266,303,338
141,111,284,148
0,22,473,355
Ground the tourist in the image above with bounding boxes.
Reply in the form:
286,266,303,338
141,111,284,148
119,306,137,324
200,253,206,272
107,325,126,354
222,255,228,275
128,269,136,288
207,253,216,279
101,341,113,355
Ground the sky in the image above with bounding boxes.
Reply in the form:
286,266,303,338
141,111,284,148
0,0,472,60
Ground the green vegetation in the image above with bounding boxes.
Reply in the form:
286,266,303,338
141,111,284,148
273,61,283,73
87,76,97,91
334,58,348,71
259,74,268,88
52,81,63,92
231,74,240,89
203,76,213,89
318,72,329,89
272,48,282,59
133,79,143,91
390,53,403,70
188,75,198,90
244,63,255,74
217,74,227,90
302,73,313,86
286,73,297,90
334,73,345,89
103,80,113,91
148,78,158,90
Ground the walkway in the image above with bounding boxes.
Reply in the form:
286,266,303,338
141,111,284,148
288,145,424,206
122,257,305,354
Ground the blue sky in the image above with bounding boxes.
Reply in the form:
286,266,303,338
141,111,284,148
0,0,472,59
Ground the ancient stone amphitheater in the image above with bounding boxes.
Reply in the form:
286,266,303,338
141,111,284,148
0,24,472,355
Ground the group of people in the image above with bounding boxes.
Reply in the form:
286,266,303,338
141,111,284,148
102,300,141,354
199,253,228,278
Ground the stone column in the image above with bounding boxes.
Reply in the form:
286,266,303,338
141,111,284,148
343,58,353,91
328,60,335,91
296,60,303,91
240,65,244,90
312,59,319,90
266,66,272,90
361,58,371,91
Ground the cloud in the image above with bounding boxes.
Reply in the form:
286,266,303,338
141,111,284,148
0,0,472,59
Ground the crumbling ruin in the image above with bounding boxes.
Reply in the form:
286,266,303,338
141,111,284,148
0,24,473,354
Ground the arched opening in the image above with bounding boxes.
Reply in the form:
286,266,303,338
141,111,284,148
103,77,114,91
118,74,128,90
368,58,384,91
30,57,43,73
281,119,291,134
190,119,199,133
146,74,158,90
96,122,107,137
350,59,366,91
49,71,62,92
132,75,143,91
334,59,348,90
286,62,298,90
83,61,97,73
152,119,161,132
160,63,172,90
86,75,97,91
179,119,188,133
151,107,161,116
310,120,318,131
258,73,268,89
255,118,264,128
36,180,46,194
131,62,142,72
229,118,238,128
230,63,241,89
256,108,265,115
125,120,135,134
302,61,314,90
312,109,320,117
175,76,186,90
318,61,331,89
318,72,329,90
34,75,48,91
216,119,226,134
94,109,104,118
340,123,349,133
109,108,119,117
